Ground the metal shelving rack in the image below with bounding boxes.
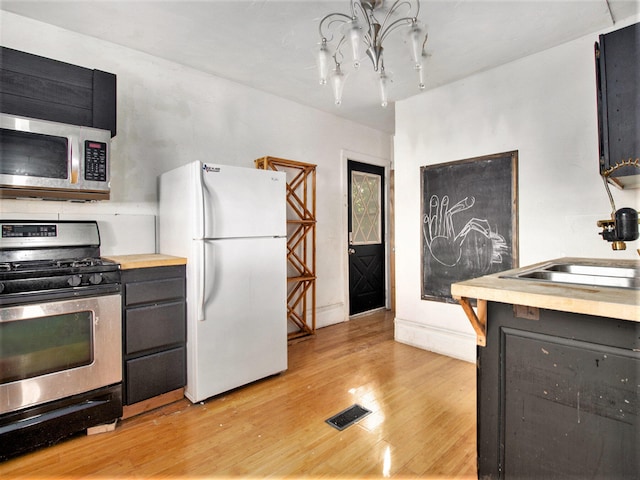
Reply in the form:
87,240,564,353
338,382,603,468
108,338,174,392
255,156,317,340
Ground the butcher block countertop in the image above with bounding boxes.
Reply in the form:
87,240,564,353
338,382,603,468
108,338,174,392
452,257,639,322
103,254,187,270
451,257,639,346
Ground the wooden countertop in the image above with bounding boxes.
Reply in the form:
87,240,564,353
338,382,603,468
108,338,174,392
451,257,639,346
452,257,639,322
103,254,187,270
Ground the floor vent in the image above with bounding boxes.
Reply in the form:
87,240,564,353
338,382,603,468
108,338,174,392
325,404,371,431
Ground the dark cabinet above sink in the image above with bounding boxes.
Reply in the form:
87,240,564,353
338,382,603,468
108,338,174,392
595,22,639,189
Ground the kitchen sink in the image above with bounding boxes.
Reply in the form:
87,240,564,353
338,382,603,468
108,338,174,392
502,262,640,290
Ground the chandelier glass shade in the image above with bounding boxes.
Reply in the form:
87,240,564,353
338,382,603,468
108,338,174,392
317,0,428,107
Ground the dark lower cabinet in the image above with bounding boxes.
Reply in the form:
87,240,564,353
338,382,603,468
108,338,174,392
126,347,185,404
478,302,639,479
121,265,186,406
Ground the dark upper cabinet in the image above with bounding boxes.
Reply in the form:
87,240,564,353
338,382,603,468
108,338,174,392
595,22,639,188
0,47,116,136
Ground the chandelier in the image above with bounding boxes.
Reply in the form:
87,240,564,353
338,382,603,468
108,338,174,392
316,0,428,107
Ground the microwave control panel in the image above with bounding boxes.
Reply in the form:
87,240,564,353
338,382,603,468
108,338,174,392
84,141,108,182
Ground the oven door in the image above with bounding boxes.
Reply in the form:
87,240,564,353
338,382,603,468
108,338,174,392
0,293,121,415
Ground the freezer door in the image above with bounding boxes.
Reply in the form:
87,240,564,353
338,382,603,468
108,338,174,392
200,163,286,239
186,236,287,402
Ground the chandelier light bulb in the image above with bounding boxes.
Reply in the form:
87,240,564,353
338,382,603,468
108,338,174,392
417,63,426,90
379,70,390,108
317,42,330,85
331,64,346,106
347,19,362,68
407,20,425,66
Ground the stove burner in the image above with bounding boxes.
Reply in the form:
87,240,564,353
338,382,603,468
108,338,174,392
58,258,106,269
0,256,120,303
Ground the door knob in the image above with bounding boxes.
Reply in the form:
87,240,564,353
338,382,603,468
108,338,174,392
348,248,356,255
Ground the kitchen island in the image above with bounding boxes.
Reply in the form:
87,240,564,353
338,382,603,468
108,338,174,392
451,258,639,479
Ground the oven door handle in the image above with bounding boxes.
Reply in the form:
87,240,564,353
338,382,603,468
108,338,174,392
0,284,122,307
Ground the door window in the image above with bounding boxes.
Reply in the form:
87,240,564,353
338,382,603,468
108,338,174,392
351,171,381,245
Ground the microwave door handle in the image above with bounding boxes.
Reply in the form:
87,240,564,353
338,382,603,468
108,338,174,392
69,136,80,184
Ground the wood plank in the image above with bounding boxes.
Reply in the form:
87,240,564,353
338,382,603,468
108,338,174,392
0,310,476,478
458,297,487,346
121,388,184,419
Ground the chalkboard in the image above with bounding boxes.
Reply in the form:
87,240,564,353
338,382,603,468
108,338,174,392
421,151,518,302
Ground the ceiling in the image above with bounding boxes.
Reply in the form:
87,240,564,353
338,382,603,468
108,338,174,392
1,1,638,134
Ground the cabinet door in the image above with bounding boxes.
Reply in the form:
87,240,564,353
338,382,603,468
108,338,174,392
502,329,638,478
124,277,185,306
478,302,639,479
125,301,185,355
597,22,639,183
125,347,186,404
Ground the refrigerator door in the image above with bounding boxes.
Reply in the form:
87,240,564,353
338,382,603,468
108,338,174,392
200,163,286,239
185,236,287,403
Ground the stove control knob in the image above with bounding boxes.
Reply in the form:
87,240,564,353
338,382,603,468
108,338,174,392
88,273,103,285
68,275,82,287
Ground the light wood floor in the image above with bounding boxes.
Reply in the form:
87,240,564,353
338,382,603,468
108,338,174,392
1,310,477,478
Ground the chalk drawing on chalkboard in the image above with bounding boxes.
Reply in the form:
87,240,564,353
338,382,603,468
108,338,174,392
423,194,509,270
420,151,518,303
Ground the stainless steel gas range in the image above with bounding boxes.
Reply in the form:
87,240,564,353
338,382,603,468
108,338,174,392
0,220,122,460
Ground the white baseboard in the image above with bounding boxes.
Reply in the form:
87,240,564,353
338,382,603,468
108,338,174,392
394,318,476,364
287,303,347,334
316,303,347,329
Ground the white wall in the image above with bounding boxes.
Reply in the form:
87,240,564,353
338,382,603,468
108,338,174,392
0,11,392,328
394,16,640,363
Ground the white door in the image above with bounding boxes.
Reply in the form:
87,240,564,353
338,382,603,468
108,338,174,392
200,163,286,239
188,236,287,402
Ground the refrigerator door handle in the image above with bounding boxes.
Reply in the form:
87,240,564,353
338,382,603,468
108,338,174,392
197,160,207,239
198,164,207,321
198,239,206,321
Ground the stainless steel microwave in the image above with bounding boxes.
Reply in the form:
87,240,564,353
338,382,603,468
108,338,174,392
0,113,111,201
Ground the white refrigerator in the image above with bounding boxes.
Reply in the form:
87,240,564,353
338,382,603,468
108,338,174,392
158,161,287,403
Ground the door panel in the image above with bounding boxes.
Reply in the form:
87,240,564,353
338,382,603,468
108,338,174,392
201,163,287,239
348,161,385,315
191,237,287,402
